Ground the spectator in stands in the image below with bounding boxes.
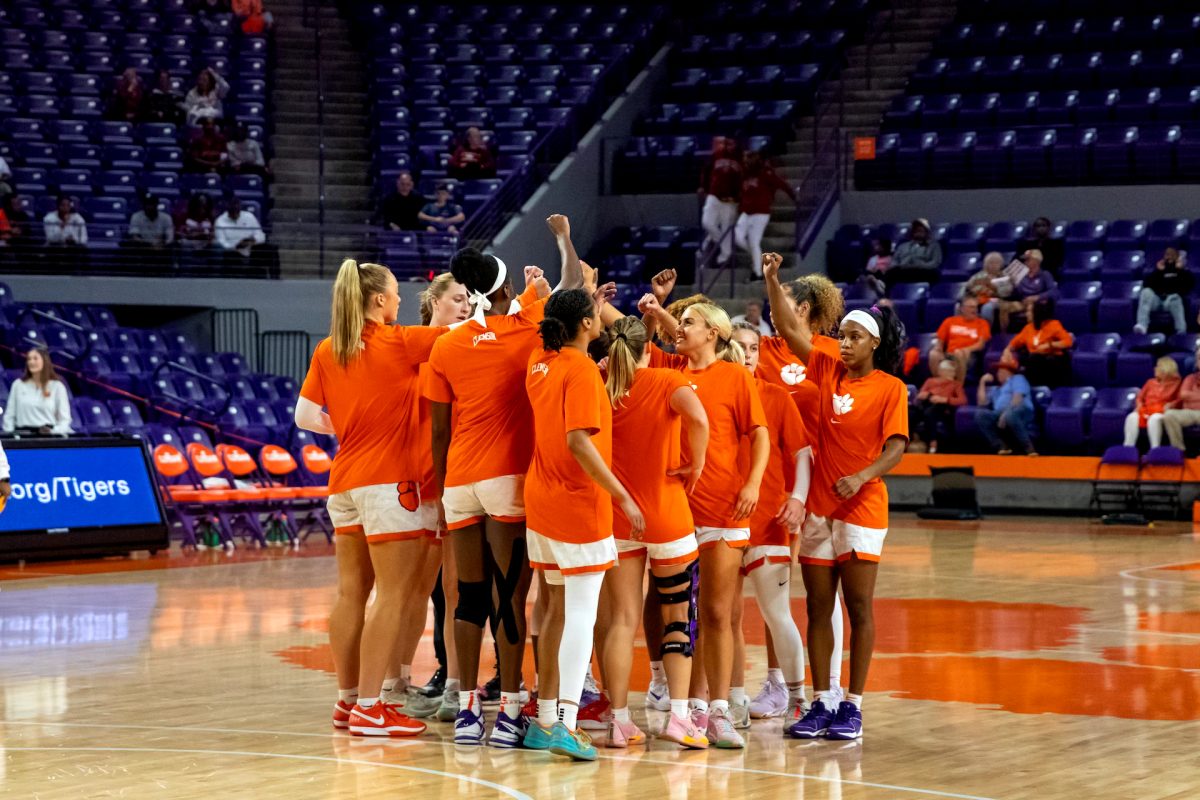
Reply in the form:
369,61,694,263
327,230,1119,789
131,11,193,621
127,194,175,250
1134,248,1193,336
976,357,1036,456
887,218,943,286
928,296,990,380
998,249,1057,332
3,347,72,436
184,68,230,127
226,125,267,177
731,299,772,335
147,69,184,125
186,118,228,172
0,156,12,200
178,192,215,251
43,196,87,248
1002,300,1073,388
232,0,273,33
1162,342,1200,451
194,0,233,33
381,171,425,231
1016,216,1064,277
698,136,742,270
1124,356,1182,450
859,237,892,298
214,196,268,275
1,194,33,254
418,184,466,234
910,358,966,454
448,127,497,180
963,251,1012,328
734,150,795,280
109,68,146,123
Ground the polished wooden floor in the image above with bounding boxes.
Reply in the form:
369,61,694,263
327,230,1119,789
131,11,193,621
2,514,1199,799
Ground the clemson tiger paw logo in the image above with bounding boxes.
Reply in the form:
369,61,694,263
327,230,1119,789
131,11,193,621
780,363,806,386
833,393,855,415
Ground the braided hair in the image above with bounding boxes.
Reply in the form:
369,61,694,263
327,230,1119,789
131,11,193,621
538,288,595,351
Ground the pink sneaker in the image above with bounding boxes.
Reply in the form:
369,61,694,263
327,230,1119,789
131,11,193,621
604,718,646,748
688,707,708,732
659,712,708,749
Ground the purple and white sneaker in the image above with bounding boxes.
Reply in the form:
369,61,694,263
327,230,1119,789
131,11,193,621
824,701,863,740
454,706,486,745
489,710,529,748
786,699,835,739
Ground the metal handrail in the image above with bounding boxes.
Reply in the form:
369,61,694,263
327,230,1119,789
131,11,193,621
15,308,92,364
149,360,232,426
695,224,738,296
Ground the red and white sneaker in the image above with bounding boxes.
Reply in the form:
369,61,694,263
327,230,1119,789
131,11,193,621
333,699,353,730
348,702,427,737
577,693,613,731
521,692,538,719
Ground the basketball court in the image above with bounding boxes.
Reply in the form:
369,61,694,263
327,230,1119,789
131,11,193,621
1,514,1196,799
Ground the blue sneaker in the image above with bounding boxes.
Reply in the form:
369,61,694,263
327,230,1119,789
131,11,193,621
825,701,863,740
489,710,529,749
547,722,597,761
522,720,554,750
786,699,835,739
454,706,486,746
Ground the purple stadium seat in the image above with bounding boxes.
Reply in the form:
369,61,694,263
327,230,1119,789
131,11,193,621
1043,386,1097,451
1056,281,1102,332
1107,221,1149,250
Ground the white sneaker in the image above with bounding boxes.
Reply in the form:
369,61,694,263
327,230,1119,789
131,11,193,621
436,687,460,722
730,696,751,730
644,678,671,712
380,682,408,707
749,677,788,718
782,695,810,736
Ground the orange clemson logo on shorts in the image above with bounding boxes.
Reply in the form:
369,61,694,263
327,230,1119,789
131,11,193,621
396,481,420,513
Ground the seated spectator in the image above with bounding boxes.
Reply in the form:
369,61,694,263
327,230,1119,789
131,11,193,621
1002,300,1073,388
3,347,72,436
731,299,772,336
381,171,425,231
698,136,742,270
929,296,990,380
1124,356,1182,450
215,196,274,277
975,357,1036,456
418,184,466,234
998,249,1057,332
1,194,33,254
448,127,497,180
183,67,229,127
735,150,796,279
1016,216,1064,277
232,0,273,33
887,218,942,286
147,69,184,125
127,194,175,250
1134,248,1193,335
859,236,892,298
186,118,228,172
226,125,267,177
963,251,1011,326
109,68,146,122
0,156,11,200
1163,342,1200,451
911,358,967,453
194,0,232,33
178,193,215,250
43,196,87,248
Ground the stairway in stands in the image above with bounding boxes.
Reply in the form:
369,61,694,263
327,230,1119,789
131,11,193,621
268,0,373,277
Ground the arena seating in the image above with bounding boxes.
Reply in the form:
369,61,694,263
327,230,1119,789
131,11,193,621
858,2,1200,188
613,0,869,193
586,225,706,308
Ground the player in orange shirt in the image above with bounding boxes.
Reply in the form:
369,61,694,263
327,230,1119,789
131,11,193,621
521,288,644,761
597,314,711,750
423,215,582,747
764,252,908,742
294,259,448,738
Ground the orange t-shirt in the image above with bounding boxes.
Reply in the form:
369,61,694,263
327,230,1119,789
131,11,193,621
611,368,695,543
936,315,991,354
740,377,809,547
757,334,841,434
422,298,547,487
649,345,768,528
805,348,908,529
524,346,613,543
1009,320,1071,355
299,322,446,495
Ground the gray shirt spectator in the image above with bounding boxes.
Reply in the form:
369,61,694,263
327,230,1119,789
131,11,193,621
893,219,943,270
128,202,175,248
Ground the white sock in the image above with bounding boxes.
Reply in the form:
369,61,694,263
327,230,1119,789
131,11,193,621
670,699,689,718
612,706,631,723
788,684,807,702
710,699,729,716
358,696,379,709
830,592,845,688
730,687,747,705
338,688,359,705
767,668,785,684
445,678,460,693
558,702,579,730
381,678,399,693
501,691,520,719
649,661,665,681
538,698,558,726
688,697,708,713
847,693,863,709
459,690,476,712
818,689,838,707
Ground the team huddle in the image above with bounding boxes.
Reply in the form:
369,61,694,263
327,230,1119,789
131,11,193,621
296,215,909,761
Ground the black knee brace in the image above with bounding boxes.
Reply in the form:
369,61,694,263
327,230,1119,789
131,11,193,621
654,560,698,657
454,579,491,627
491,537,527,645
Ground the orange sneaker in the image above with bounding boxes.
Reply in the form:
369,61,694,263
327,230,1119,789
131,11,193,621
348,702,427,737
577,693,612,731
333,699,353,730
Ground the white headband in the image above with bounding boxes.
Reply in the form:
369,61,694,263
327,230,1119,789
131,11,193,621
841,309,880,338
469,255,508,326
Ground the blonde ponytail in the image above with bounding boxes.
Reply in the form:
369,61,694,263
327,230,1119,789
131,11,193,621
605,316,649,407
330,259,392,367
687,302,745,366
